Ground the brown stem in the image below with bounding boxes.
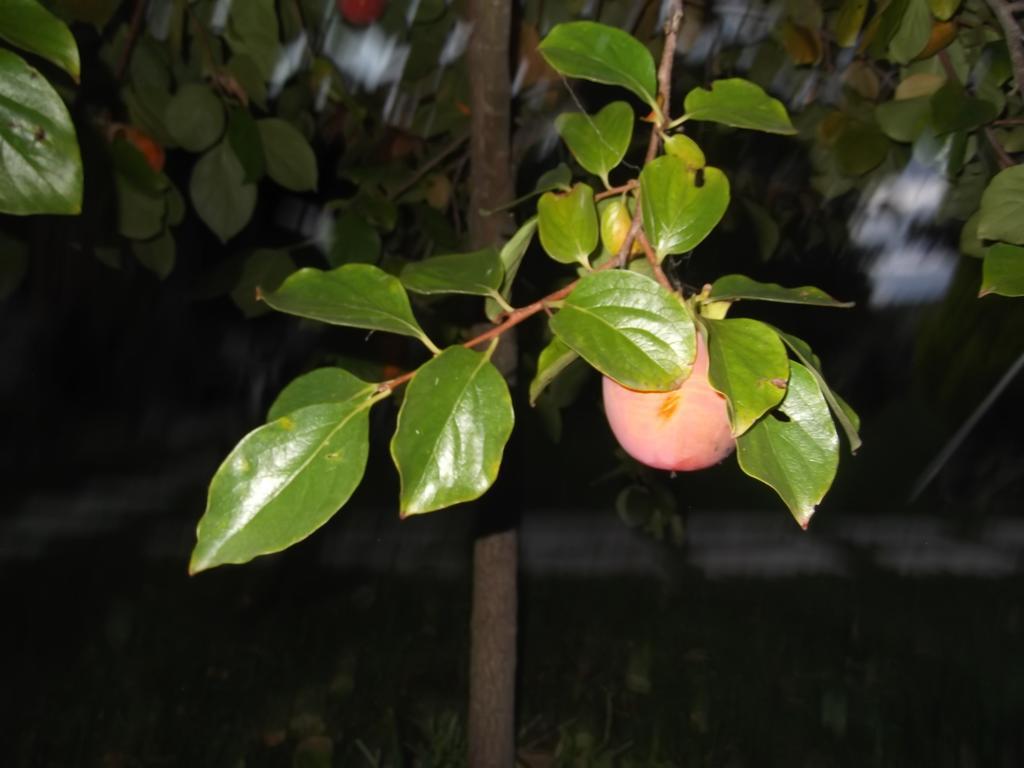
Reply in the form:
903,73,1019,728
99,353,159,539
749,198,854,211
637,230,674,290
984,126,1017,168
115,0,148,81
985,0,1024,97
993,117,1024,125
594,180,638,201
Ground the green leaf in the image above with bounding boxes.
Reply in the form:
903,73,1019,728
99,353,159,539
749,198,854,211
486,216,538,322
736,362,839,528
258,118,318,192
225,0,280,81
226,106,265,184
262,264,437,351
529,337,580,406
888,0,931,63
538,21,658,112
401,248,503,298
980,243,1024,297
682,79,796,134
663,134,706,170
110,135,167,195
639,155,730,260
0,0,80,80
189,140,257,242
227,54,267,110
165,83,225,152
391,346,514,516
116,174,165,240
554,101,634,186
230,249,296,318
705,319,790,436
929,82,999,136
774,328,862,452
978,166,1024,245
535,163,572,192
190,387,379,573
833,0,869,47
928,0,961,20
537,183,599,266
131,229,175,279
875,96,931,143
835,120,889,176
267,368,373,421
328,212,380,267
708,274,854,307
0,49,82,215
960,211,984,258
550,270,695,391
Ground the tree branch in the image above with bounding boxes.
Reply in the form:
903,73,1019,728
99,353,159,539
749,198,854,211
985,0,1024,97
115,0,148,81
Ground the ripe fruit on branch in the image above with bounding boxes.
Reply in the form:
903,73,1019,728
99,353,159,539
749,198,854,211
603,331,734,471
119,125,165,173
338,0,385,25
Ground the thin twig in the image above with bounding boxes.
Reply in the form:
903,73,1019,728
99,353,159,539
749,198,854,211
388,132,470,201
985,0,1024,97
636,230,673,290
993,117,1024,125
594,180,638,201
984,126,1017,168
115,0,148,81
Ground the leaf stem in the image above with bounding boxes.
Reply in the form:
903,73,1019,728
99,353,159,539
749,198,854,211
115,0,149,81
636,230,674,291
984,127,1017,169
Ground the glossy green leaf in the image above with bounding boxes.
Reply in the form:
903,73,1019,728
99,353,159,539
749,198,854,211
529,337,580,406
875,96,931,143
930,82,999,136
537,183,599,266
736,362,839,528
833,0,869,47
535,164,572,192
227,107,266,184
664,134,706,170
774,328,861,452
550,270,695,391
486,216,538,322
230,249,296,318
262,264,436,351
538,21,658,111
554,101,634,186
980,243,1024,297
0,0,80,80
165,83,225,152
189,140,257,242
328,213,380,267
190,388,379,573
682,79,796,134
888,0,931,63
131,230,175,279
978,166,1024,245
391,346,514,516
258,118,318,192
705,319,790,436
0,49,82,215
268,368,373,421
709,274,854,307
401,248,503,298
116,174,165,240
640,155,730,260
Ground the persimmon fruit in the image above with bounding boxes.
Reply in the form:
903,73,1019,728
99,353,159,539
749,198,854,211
121,126,165,173
338,0,385,25
602,332,734,471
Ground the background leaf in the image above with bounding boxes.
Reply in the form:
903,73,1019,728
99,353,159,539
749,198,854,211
537,184,598,265
736,362,839,528
262,264,436,350
189,140,257,242
888,0,931,63
131,230,175,279
0,49,82,215
529,337,580,406
486,216,537,322
980,243,1024,297
401,248,503,297
978,166,1024,245
640,156,729,260
391,346,514,516
230,249,296,317
0,0,79,80
190,391,377,574
550,270,695,391
328,212,380,267
166,83,225,152
705,319,790,436
682,79,796,134
258,118,318,192
709,274,854,307
538,21,658,110
555,101,634,185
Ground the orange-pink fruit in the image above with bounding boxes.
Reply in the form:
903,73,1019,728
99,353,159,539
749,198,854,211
602,332,734,471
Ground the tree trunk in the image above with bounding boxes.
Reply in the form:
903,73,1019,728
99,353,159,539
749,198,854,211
466,0,517,766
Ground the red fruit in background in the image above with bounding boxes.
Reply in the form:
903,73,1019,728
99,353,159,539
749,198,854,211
120,126,165,173
602,332,735,471
338,0,385,25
